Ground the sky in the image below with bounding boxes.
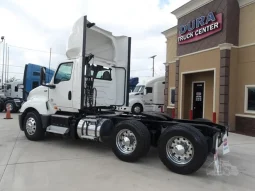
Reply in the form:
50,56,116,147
0,0,190,84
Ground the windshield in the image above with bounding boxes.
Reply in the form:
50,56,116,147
133,85,145,93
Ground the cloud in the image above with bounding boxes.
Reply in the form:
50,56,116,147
0,0,190,83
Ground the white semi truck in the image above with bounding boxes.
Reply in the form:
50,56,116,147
118,76,165,114
0,80,23,112
18,15,229,175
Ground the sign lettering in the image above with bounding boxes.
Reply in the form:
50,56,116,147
178,12,223,45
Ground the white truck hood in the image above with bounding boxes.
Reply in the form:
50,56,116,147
27,86,48,100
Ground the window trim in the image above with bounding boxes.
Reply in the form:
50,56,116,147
244,85,255,114
53,62,73,84
169,87,175,108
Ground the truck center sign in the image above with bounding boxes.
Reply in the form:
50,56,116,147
178,12,223,45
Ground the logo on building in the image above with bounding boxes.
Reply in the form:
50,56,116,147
178,12,223,45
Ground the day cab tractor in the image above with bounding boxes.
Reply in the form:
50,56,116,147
18,15,229,175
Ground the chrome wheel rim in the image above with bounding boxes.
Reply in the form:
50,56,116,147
26,117,36,135
6,103,13,111
116,129,137,154
134,106,141,113
166,136,194,165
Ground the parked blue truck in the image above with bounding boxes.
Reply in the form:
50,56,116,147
23,63,54,101
0,63,54,112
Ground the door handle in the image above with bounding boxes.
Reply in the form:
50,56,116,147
68,91,72,100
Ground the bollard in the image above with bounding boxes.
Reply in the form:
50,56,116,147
172,108,175,118
213,112,216,123
189,110,193,120
4,104,13,119
161,106,164,113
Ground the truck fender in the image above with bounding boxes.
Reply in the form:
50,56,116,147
129,98,144,108
20,98,56,115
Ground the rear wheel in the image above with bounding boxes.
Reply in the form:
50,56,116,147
23,111,46,141
112,120,151,162
4,101,17,113
158,124,208,175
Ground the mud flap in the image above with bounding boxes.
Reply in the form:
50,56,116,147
222,132,230,155
214,134,220,175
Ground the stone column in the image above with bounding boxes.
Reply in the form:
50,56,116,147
219,43,232,126
164,63,169,113
175,58,180,118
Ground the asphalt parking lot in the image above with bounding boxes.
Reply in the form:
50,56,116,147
0,113,255,191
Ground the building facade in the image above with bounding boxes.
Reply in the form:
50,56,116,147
162,0,255,136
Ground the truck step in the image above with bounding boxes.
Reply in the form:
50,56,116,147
51,114,72,118
46,125,69,135
51,115,72,127
80,135,99,141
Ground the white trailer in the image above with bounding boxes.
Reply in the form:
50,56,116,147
118,76,165,114
18,15,229,175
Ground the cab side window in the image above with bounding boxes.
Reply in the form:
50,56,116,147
92,65,112,81
54,62,73,84
146,87,153,94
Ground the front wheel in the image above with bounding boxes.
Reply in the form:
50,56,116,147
112,120,151,162
5,101,17,113
23,111,46,141
131,104,143,114
158,124,208,175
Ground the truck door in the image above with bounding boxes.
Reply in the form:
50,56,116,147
143,87,153,105
49,62,73,110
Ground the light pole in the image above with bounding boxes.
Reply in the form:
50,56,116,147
149,55,157,77
7,47,9,82
1,36,5,88
5,43,8,83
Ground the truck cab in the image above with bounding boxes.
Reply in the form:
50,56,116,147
22,63,54,101
118,76,165,114
0,80,23,112
20,16,131,115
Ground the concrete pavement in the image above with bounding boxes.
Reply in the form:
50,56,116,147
0,113,255,191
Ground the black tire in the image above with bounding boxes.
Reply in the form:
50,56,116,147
4,101,17,113
0,100,4,112
23,111,46,141
131,103,143,114
112,120,151,162
158,124,208,175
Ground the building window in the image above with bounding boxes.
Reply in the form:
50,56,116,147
245,85,255,113
169,87,175,107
